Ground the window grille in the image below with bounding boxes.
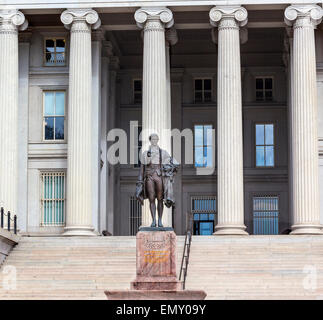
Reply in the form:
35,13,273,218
253,196,279,235
40,172,66,226
191,196,216,235
129,196,142,235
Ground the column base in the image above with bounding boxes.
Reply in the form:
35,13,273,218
213,224,248,236
290,224,323,235
63,225,97,236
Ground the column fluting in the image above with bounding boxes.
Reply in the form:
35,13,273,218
210,6,248,235
61,9,101,236
135,7,174,227
285,5,323,234
0,10,28,218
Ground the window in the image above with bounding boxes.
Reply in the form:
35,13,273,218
253,196,279,235
133,79,142,104
255,123,274,167
134,125,142,168
44,38,66,66
256,77,273,101
191,196,217,235
129,196,142,235
40,172,66,226
43,91,66,141
194,79,212,102
194,124,213,168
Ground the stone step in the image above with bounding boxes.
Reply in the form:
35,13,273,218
1,235,323,299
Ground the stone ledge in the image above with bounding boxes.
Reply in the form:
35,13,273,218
105,289,207,300
0,229,19,266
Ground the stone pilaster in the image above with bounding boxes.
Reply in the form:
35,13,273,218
60,9,101,236
135,7,174,227
0,10,28,218
210,6,248,235
163,27,177,228
284,4,323,234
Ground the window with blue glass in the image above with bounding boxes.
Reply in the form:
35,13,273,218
253,196,279,235
43,91,65,141
255,123,274,167
191,197,216,235
194,124,213,168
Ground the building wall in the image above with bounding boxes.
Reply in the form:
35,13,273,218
17,18,323,235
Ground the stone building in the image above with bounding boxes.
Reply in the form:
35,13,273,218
1,0,323,237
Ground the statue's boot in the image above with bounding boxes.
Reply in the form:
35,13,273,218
150,218,157,228
158,218,163,228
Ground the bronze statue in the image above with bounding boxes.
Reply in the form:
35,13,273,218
136,133,179,228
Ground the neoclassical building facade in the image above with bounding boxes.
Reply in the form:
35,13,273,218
1,0,323,236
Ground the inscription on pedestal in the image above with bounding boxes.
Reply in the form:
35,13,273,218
131,230,180,290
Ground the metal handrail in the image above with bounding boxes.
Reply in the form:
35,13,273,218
0,207,17,234
179,214,193,290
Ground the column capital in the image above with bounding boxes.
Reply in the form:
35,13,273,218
284,4,323,27
60,8,101,30
134,7,174,29
109,56,120,71
102,40,114,57
92,28,105,41
0,10,28,32
19,28,33,43
209,6,248,28
165,27,178,46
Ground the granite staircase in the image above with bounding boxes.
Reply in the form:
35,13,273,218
0,235,322,299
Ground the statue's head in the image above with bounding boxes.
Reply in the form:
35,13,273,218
149,133,159,147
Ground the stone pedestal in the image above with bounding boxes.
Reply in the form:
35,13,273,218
131,231,180,291
105,230,207,300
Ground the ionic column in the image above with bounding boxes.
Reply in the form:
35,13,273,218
134,7,174,227
210,6,248,235
0,10,28,219
284,5,323,234
60,9,101,236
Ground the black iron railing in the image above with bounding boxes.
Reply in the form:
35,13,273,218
179,214,193,290
0,207,17,235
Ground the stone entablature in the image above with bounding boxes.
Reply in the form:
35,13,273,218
1,0,322,10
